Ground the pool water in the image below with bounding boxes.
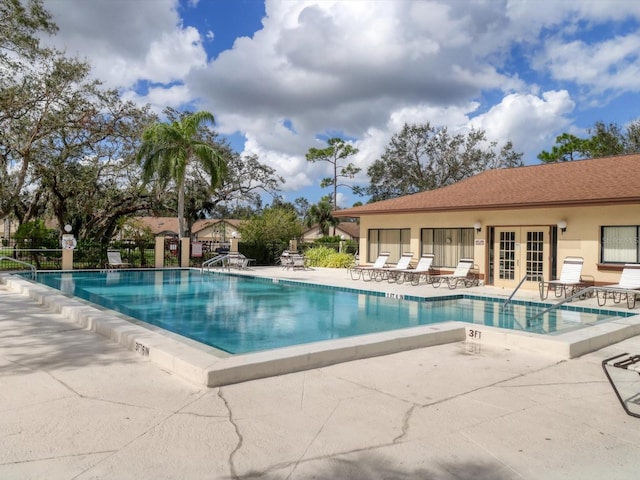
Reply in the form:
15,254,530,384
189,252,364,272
28,269,630,354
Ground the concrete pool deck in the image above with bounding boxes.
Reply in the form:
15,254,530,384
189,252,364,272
2,267,640,478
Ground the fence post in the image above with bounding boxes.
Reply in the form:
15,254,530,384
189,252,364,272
61,249,73,270
154,236,164,268
180,237,190,267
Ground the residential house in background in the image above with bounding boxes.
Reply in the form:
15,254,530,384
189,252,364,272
334,154,640,290
301,221,360,243
133,217,243,254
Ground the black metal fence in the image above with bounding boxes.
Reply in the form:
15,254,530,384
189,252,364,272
1,237,357,271
0,239,157,271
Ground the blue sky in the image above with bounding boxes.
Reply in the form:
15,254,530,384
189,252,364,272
43,0,640,208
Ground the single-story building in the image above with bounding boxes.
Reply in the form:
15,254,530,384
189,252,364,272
191,219,243,244
301,221,360,242
334,154,640,290
133,217,242,242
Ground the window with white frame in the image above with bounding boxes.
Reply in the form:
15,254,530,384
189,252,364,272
601,226,640,263
421,228,474,268
367,229,411,263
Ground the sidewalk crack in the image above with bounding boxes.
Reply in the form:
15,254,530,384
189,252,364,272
218,388,243,480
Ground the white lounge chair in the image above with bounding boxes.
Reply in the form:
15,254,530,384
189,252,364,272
401,253,435,285
381,252,420,283
379,252,415,283
349,252,390,280
539,256,584,300
106,250,131,269
430,258,477,289
596,264,640,309
226,252,253,270
279,250,296,269
286,253,307,270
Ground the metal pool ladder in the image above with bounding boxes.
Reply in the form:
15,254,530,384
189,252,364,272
201,254,229,272
0,256,37,278
502,274,530,310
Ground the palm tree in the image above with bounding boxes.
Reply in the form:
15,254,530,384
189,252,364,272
305,197,339,236
136,111,227,238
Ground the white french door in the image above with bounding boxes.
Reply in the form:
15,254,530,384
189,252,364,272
493,227,550,289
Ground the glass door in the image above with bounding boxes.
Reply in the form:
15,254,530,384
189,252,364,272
493,227,549,289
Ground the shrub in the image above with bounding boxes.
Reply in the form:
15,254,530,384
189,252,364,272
322,252,356,268
304,246,355,268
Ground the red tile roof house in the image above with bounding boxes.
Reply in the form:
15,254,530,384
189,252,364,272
334,154,640,291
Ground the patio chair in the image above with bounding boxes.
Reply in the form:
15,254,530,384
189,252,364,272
289,253,307,271
106,250,131,269
602,353,640,418
430,258,477,289
279,250,295,269
404,253,435,285
596,264,640,309
381,252,415,283
226,252,253,270
349,252,390,280
539,256,584,300
386,252,434,284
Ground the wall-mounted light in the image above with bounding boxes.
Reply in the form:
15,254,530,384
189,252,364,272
473,221,482,233
557,220,567,234
232,231,237,239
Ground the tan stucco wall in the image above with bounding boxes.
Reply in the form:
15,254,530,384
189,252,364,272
358,203,639,286
195,223,239,241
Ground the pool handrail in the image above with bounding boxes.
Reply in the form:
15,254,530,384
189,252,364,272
527,286,598,323
0,256,37,277
503,274,531,310
202,254,228,270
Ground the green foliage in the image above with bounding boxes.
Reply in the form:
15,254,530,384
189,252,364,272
304,246,355,268
537,133,588,163
14,220,58,248
538,120,640,163
305,138,361,208
305,197,339,236
366,123,523,201
238,205,303,244
315,235,342,244
238,241,288,266
0,0,57,67
322,252,356,268
137,110,227,237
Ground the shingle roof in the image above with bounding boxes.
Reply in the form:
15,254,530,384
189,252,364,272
134,217,242,235
335,154,640,216
135,217,179,235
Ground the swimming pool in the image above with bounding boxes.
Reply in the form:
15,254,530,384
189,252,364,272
27,269,631,355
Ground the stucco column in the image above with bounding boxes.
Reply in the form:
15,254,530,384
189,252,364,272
180,237,190,267
230,236,239,253
154,236,165,268
289,239,297,252
61,249,73,270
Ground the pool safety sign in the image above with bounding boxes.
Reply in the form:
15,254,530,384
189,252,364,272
191,242,203,257
61,234,77,250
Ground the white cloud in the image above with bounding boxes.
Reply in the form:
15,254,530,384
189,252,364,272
536,34,640,94
42,0,207,89
123,84,192,113
37,0,640,203
470,91,576,158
